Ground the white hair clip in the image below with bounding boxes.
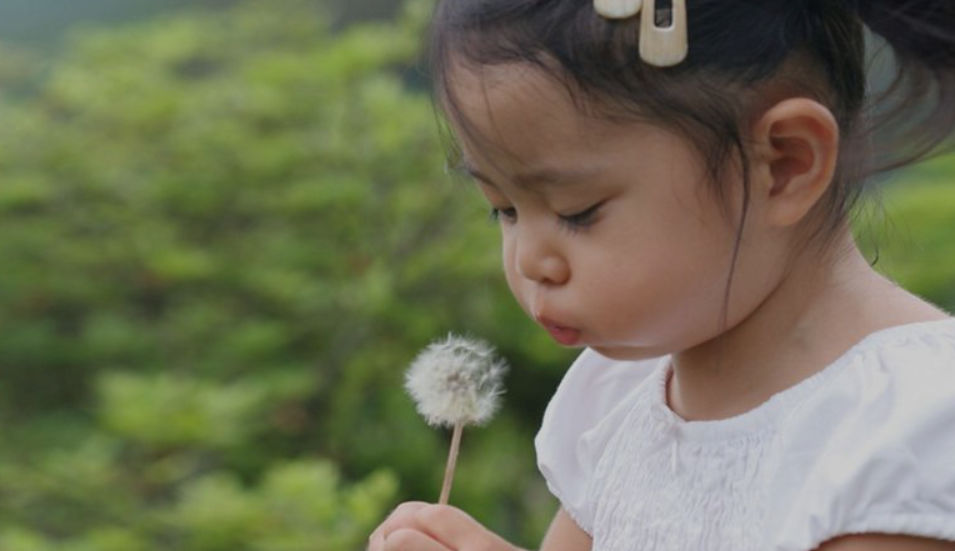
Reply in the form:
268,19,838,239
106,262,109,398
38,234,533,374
640,0,688,66
594,0,642,19
594,0,688,67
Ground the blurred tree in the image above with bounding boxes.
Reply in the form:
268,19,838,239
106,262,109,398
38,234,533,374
0,0,388,51
857,156,955,311
0,0,567,548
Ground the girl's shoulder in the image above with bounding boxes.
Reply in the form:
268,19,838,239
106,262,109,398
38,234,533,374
782,316,955,421
539,347,663,428
533,348,664,533
771,317,955,549
789,316,955,429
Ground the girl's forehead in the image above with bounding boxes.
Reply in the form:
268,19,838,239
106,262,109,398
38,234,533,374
445,62,620,172
445,64,707,193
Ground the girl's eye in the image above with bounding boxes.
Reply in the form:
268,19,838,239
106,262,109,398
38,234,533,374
489,207,517,223
558,202,603,230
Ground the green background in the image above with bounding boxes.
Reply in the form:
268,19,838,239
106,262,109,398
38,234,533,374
0,1,951,549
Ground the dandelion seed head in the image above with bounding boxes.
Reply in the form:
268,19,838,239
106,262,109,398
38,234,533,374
404,334,508,428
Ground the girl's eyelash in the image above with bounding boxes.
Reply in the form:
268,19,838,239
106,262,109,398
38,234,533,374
489,207,517,222
558,202,603,230
489,203,603,230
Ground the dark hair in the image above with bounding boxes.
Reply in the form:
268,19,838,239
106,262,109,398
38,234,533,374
428,0,955,250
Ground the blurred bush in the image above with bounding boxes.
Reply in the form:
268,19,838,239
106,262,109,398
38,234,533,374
0,0,568,548
0,0,951,549
857,156,955,311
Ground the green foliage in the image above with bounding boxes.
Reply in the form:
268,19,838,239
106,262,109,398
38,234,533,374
162,461,397,551
0,456,396,551
857,156,955,312
0,0,564,548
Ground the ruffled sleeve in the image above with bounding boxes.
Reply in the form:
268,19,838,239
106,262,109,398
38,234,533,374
533,348,662,534
769,323,955,550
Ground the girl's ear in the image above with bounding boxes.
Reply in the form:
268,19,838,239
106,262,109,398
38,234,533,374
750,98,840,227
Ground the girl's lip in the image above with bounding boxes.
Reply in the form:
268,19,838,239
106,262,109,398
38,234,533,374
537,316,582,346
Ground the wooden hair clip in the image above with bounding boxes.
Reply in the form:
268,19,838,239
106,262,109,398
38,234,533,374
639,0,688,67
594,0,642,20
593,0,688,67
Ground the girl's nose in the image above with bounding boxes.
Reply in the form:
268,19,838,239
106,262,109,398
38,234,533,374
515,234,570,286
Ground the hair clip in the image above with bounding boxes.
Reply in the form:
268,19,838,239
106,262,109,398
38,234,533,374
639,0,688,67
594,0,642,20
593,0,688,67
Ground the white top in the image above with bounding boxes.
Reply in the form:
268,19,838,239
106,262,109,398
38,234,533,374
535,319,955,551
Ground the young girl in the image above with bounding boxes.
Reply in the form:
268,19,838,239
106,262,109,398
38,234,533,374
370,0,955,549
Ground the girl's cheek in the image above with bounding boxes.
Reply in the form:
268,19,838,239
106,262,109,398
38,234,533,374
500,241,531,311
500,232,517,272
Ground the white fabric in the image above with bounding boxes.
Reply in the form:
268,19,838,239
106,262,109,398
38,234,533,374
534,319,955,550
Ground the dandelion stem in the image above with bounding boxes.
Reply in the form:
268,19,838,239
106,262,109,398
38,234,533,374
438,422,464,505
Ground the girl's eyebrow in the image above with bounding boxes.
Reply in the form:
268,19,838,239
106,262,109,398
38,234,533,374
454,159,601,189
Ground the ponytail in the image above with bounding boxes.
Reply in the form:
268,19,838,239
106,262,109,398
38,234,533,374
857,1,955,66
852,0,955,173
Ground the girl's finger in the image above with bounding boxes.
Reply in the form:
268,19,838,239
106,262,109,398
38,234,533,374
368,531,385,551
369,502,431,546
412,504,515,551
384,528,454,551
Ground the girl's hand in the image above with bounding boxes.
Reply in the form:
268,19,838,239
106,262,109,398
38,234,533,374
368,501,523,551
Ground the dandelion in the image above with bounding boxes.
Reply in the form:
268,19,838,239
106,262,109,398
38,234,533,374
405,334,508,504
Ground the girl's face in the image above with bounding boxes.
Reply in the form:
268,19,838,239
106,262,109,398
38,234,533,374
447,63,785,361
